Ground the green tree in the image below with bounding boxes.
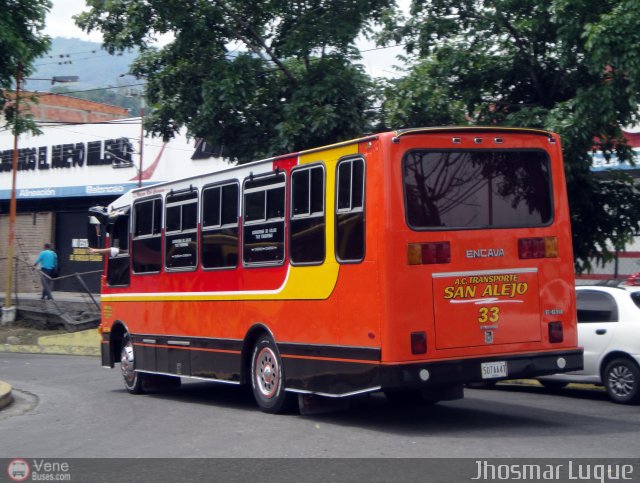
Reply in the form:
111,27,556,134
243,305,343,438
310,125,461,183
76,0,393,163
381,0,640,272
0,0,51,133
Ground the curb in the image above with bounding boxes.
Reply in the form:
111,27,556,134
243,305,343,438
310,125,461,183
498,379,604,392
0,381,13,410
0,329,101,357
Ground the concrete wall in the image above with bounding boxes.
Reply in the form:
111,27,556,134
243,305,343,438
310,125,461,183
8,91,129,124
0,212,54,294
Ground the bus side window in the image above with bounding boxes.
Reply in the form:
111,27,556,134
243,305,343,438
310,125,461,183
290,164,325,265
132,197,162,274
106,214,130,287
202,182,239,269
335,157,365,263
242,172,286,266
165,190,198,271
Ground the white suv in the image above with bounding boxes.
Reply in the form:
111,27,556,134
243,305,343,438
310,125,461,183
538,286,640,404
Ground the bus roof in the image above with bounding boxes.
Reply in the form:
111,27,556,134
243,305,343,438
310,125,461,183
393,126,555,138
109,125,556,210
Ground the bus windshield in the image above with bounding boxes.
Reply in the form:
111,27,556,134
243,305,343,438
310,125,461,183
403,149,552,229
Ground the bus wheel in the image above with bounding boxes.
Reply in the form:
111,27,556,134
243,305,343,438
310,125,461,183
120,336,144,394
250,335,293,413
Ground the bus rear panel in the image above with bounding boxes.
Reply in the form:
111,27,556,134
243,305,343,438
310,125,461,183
377,128,580,391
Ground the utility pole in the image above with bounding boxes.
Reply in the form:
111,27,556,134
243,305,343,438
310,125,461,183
119,73,146,187
138,96,145,187
1,70,79,323
3,63,22,323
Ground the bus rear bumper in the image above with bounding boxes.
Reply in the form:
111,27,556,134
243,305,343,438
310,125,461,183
379,349,584,389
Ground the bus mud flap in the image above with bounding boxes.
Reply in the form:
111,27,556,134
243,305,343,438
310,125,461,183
297,394,350,415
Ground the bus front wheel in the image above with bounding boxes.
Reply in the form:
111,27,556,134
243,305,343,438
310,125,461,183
121,336,145,394
250,335,294,413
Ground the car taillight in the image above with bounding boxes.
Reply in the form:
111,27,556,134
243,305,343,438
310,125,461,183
408,242,451,265
411,331,427,354
518,236,558,259
548,321,563,343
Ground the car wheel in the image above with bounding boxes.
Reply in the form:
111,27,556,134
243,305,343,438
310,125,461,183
120,335,145,394
604,358,640,405
539,380,568,390
250,335,295,413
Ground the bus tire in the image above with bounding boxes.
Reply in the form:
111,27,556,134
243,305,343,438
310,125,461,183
120,335,145,394
250,335,293,413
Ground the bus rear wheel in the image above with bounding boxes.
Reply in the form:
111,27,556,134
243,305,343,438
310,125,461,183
121,335,144,394
250,335,294,413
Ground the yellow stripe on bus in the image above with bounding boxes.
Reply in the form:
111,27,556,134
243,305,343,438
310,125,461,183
102,143,359,303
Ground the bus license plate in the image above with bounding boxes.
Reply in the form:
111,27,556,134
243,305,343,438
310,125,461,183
481,361,507,379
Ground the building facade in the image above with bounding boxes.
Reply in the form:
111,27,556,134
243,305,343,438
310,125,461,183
0,114,227,293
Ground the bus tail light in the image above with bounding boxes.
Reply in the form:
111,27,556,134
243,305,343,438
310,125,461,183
518,236,558,259
408,242,451,265
411,332,427,354
548,322,563,343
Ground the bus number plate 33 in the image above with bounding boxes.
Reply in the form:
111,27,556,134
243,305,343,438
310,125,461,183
481,361,507,379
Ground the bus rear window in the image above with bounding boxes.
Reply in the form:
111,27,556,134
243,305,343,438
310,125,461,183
403,150,552,229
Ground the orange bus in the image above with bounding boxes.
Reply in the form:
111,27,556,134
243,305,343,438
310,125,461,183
90,127,583,413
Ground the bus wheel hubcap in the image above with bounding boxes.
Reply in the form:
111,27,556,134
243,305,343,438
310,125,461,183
120,340,136,385
255,347,279,399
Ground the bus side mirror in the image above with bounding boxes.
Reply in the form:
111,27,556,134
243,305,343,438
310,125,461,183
88,216,106,249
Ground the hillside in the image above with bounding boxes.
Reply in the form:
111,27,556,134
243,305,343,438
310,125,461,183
26,37,141,113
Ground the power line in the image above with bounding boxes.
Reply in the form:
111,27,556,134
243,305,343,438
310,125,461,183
34,49,101,67
34,119,142,126
19,42,407,98
34,53,124,68
359,43,406,53
42,49,100,58
33,41,403,70
29,82,146,97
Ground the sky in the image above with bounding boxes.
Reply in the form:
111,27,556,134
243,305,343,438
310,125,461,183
45,0,103,42
43,0,407,79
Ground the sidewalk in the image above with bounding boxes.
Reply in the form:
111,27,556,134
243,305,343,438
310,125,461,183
0,380,12,410
13,290,100,305
0,329,101,357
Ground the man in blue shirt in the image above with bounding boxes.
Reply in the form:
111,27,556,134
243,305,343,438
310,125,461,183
34,243,58,300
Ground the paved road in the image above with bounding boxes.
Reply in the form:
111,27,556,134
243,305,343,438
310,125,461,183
1,352,638,458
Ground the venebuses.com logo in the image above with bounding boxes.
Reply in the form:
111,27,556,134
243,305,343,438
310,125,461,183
7,459,30,482
6,459,71,481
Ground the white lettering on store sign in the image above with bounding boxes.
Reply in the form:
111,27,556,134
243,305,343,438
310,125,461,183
86,185,125,194
19,188,56,197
